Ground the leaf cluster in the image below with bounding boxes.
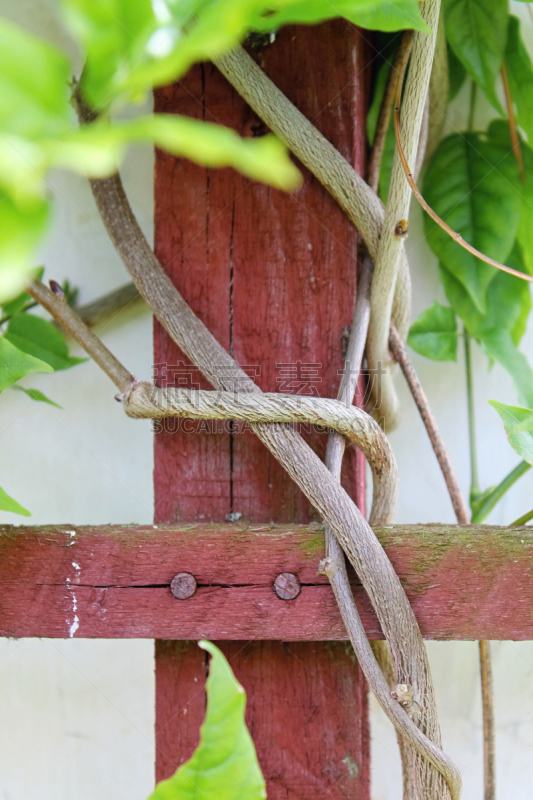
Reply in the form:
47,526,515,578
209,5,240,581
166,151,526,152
0,0,425,300
0,272,84,515
367,1,533,523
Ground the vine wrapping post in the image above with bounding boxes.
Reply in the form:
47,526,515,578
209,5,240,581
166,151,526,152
29,260,461,798
366,0,441,432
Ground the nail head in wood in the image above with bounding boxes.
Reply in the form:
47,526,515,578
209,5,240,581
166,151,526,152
170,572,197,600
274,572,301,600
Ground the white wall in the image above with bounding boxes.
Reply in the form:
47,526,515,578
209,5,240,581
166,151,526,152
0,2,532,798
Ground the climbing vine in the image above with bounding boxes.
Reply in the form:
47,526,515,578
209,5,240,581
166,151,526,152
2,1,533,799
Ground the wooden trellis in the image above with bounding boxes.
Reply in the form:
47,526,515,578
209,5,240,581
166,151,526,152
1,20,526,800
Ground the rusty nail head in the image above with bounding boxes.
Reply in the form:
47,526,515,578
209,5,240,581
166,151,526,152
274,572,301,600
170,572,197,600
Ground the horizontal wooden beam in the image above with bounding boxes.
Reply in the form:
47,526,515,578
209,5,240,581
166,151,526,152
1,523,532,640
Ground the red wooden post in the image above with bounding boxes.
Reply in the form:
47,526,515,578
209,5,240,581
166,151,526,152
153,21,371,797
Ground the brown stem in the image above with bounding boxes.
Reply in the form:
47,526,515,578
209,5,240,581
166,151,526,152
73,67,460,795
501,63,525,184
81,168,459,798
367,32,414,194
75,282,144,329
479,640,496,800
27,279,133,393
389,323,469,525
389,323,497,798
393,56,533,285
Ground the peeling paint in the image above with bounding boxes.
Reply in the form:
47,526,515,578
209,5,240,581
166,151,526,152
66,532,80,637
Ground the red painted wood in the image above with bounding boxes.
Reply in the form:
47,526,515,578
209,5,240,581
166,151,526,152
154,641,206,783
153,21,368,523
153,20,370,798
2,524,531,640
215,642,369,798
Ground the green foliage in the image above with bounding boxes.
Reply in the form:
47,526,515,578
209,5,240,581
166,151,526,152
0,335,52,392
4,314,86,371
447,44,467,100
516,142,533,276
0,485,30,517
407,302,458,361
505,16,533,142
65,0,428,108
423,132,522,313
0,268,43,319
490,401,533,465
366,2,533,522
0,190,50,301
148,641,266,800
0,286,83,515
0,18,71,140
10,385,61,407
438,243,531,347
442,0,508,111
470,461,531,523
246,0,429,36
367,59,389,145
365,54,395,200
0,0,424,301
71,115,302,189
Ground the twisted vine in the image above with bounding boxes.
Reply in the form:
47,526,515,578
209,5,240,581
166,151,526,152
56,21,464,796
29,275,461,798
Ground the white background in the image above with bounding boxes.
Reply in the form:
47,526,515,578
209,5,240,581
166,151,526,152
1,2,533,798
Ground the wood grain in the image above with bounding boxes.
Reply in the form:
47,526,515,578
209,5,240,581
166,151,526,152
152,20,370,798
2,523,532,641
153,21,368,523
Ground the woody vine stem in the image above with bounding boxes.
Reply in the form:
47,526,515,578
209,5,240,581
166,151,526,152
28,2,515,797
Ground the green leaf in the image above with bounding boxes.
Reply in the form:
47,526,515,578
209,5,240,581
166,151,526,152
10,384,61,407
407,302,458,361
63,0,159,109
0,190,50,303
482,329,533,409
367,59,390,145
424,133,522,312
378,119,396,202
485,120,533,275
439,242,531,348
0,485,30,517
442,0,507,111
67,0,428,107
490,400,533,464
1,266,44,318
50,114,302,189
0,336,52,391
4,315,86,371
247,0,430,35
470,460,531,524
0,18,71,140
517,143,533,275
448,44,467,101
149,641,266,800
505,16,533,142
